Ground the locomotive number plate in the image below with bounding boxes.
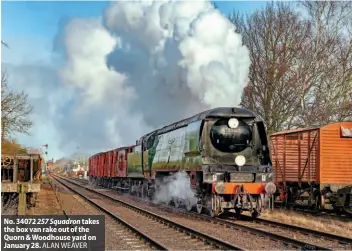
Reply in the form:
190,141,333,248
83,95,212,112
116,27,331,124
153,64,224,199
230,173,254,182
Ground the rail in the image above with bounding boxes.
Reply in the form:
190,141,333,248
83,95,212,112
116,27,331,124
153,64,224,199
51,174,243,250
51,175,168,250
242,215,352,244
57,174,352,250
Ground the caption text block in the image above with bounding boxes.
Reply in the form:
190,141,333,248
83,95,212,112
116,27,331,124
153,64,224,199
1,215,105,251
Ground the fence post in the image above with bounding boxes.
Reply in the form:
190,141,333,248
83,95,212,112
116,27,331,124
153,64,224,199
17,184,26,215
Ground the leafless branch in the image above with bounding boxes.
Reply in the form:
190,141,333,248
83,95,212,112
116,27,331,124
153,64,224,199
1,40,9,49
1,71,33,140
230,1,352,134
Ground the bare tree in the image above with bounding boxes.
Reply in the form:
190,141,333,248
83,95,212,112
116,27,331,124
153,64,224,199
1,71,33,140
230,1,352,134
230,3,312,134
295,1,352,125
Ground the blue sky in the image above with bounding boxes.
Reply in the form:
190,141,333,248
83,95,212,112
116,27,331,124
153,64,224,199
1,1,268,160
2,1,267,45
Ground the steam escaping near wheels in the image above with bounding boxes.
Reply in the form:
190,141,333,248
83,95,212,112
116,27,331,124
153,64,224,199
153,171,197,209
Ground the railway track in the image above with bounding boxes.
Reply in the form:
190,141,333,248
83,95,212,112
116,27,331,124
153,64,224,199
242,215,352,244
218,215,351,250
70,177,89,184
148,203,352,250
68,175,352,249
274,202,351,221
59,175,352,250
49,176,161,250
75,177,351,221
51,174,243,250
293,208,351,221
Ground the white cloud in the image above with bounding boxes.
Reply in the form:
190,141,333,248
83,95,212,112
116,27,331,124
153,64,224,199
3,0,250,160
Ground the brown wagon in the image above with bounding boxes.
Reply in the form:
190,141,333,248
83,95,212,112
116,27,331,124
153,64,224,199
270,122,352,214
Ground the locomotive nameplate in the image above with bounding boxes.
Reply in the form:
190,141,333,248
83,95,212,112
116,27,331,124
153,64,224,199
224,128,241,135
230,173,254,182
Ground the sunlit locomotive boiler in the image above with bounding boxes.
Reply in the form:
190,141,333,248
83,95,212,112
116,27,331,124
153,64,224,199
89,107,276,218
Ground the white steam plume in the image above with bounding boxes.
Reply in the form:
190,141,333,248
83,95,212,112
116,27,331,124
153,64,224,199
153,171,197,207
57,0,250,154
104,0,250,126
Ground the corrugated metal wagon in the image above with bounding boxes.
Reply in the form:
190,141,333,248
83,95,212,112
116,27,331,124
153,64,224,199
270,122,352,214
88,146,135,190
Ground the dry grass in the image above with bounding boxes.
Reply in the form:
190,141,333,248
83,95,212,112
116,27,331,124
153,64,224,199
257,209,352,238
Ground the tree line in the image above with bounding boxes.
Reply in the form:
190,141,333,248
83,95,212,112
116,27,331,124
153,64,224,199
230,1,352,135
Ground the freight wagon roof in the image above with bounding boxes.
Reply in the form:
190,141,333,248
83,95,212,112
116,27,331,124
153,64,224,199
271,121,352,136
89,145,135,159
89,152,104,159
112,145,135,152
271,127,320,136
140,107,257,142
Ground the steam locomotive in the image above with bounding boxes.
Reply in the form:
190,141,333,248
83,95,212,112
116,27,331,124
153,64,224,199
89,107,276,218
